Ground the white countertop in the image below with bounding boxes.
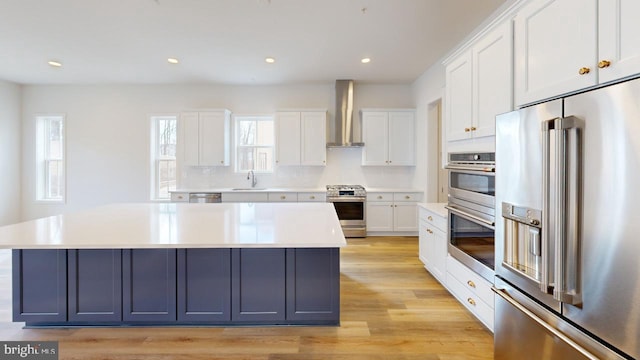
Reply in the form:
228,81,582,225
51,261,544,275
417,202,448,218
171,187,327,193
0,203,347,249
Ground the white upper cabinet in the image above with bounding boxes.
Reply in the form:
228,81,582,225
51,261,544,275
300,112,327,165
276,111,326,166
598,0,640,83
180,110,231,166
362,110,415,166
446,21,512,142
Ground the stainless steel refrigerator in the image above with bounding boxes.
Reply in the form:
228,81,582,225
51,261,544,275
494,78,640,360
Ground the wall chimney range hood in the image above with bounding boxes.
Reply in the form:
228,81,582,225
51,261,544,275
327,80,364,147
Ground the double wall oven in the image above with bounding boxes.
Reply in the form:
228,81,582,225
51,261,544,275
446,152,495,282
326,185,366,238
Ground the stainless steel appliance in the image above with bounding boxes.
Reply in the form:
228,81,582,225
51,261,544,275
188,193,221,203
326,185,366,238
446,152,496,282
494,79,640,360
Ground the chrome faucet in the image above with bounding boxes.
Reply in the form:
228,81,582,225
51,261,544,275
247,170,257,188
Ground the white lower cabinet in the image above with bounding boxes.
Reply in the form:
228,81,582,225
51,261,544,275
297,192,326,202
170,192,189,202
267,192,298,202
366,192,422,234
446,255,494,332
418,206,447,283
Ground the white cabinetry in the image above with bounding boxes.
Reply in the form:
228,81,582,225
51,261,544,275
297,192,326,202
275,111,326,166
361,110,415,166
267,192,298,202
180,110,231,166
418,206,447,283
599,0,640,83
514,0,597,105
446,255,494,332
170,192,189,202
366,192,422,234
445,21,512,142
514,0,640,105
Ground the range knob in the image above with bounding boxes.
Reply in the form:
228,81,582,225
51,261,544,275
473,154,480,160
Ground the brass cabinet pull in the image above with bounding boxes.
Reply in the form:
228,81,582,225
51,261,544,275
470,126,477,131
464,127,471,132
467,298,476,306
467,280,476,288
405,195,410,199
280,195,286,200
177,195,183,200
427,216,433,221
310,195,315,199
220,160,224,164
426,229,433,234
578,67,591,75
598,60,611,68
377,195,383,199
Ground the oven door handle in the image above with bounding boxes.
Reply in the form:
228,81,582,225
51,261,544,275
445,206,495,227
327,197,366,202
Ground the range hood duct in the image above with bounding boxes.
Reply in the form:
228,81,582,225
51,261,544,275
327,79,364,147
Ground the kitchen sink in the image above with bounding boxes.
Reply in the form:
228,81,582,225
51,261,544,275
231,188,267,191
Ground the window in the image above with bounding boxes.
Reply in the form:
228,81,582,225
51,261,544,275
235,116,274,172
36,115,65,202
151,115,177,200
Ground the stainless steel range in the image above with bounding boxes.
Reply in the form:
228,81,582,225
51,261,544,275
326,185,366,238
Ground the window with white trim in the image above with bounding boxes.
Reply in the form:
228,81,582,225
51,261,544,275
36,115,65,202
151,115,177,200
235,115,274,172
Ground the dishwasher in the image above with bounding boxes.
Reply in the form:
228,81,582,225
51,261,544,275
188,193,222,203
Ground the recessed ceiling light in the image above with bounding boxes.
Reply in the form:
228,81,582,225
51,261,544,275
265,57,275,64
167,58,179,64
48,60,62,67
361,58,371,64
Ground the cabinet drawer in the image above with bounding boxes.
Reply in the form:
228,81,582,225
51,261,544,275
446,271,494,331
419,208,447,231
298,192,326,202
393,192,423,202
446,255,494,308
367,192,393,202
170,192,189,202
268,192,298,202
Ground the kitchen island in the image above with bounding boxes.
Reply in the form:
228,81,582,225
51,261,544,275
0,203,346,327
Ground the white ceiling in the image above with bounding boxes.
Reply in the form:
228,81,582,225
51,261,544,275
0,0,507,85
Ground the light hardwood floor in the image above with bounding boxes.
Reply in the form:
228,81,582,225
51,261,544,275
0,237,494,359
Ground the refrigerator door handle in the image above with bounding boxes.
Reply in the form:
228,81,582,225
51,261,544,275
552,116,583,305
492,286,599,360
541,118,558,295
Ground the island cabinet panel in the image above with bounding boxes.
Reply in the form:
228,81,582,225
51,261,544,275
12,249,67,323
177,248,231,322
122,249,177,322
231,248,286,322
286,248,340,322
68,249,122,322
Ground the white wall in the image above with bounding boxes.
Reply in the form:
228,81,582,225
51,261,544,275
20,83,417,220
0,80,21,225
411,63,446,202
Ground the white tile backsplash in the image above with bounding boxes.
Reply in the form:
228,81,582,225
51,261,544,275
179,147,416,189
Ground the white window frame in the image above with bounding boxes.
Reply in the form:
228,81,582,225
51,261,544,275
234,115,275,173
35,114,66,203
150,115,178,201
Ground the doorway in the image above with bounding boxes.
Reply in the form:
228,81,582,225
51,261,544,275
428,99,447,203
